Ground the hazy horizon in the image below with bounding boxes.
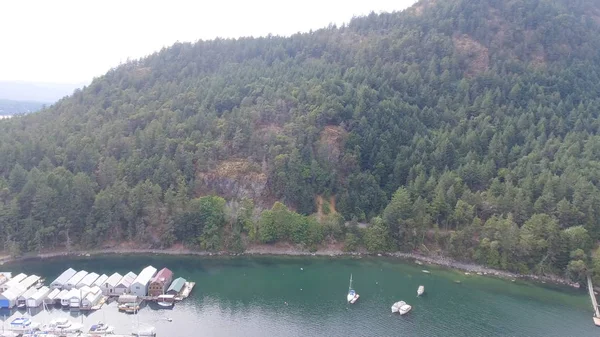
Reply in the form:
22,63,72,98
0,0,415,84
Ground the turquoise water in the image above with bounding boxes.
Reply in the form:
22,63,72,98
1,255,596,336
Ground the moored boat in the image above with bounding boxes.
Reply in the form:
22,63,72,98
391,301,412,315
8,317,40,332
39,317,84,333
156,294,175,308
346,274,359,304
89,322,115,334
417,285,425,296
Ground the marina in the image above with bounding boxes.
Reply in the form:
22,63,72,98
0,263,196,337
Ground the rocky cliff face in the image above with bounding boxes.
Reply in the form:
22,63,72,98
195,160,272,207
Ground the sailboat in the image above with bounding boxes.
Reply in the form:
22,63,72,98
131,302,156,337
346,274,359,304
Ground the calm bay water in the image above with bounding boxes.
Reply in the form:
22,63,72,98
0,254,596,337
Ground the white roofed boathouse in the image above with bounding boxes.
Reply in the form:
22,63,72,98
44,288,61,305
77,272,99,289
115,272,137,295
81,286,103,309
65,270,88,290
27,286,50,308
131,266,157,297
0,273,27,292
93,274,109,288
50,268,77,289
101,272,122,296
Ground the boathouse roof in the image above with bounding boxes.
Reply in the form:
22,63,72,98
77,272,99,288
167,277,186,294
104,272,123,288
65,270,89,288
132,266,157,287
151,268,172,283
19,275,40,289
50,268,77,288
93,274,109,288
116,272,137,288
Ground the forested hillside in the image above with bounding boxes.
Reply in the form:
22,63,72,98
1,0,600,282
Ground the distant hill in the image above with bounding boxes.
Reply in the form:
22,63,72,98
0,81,85,103
0,99,48,116
0,0,600,281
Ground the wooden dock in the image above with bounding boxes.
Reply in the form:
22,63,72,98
586,274,600,326
175,281,195,301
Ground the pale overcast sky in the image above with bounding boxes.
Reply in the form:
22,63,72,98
0,0,416,84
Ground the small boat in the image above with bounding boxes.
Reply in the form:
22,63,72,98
417,285,425,296
422,270,430,274
346,274,359,304
119,302,140,313
39,317,84,333
157,294,175,308
89,322,115,334
391,301,412,315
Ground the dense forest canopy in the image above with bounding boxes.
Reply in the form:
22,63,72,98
1,0,600,282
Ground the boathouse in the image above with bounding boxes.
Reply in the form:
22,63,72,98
56,289,70,306
115,272,137,295
166,277,186,295
93,274,108,288
61,288,78,306
76,272,99,289
65,270,88,290
17,287,38,307
19,275,41,290
27,286,50,308
44,288,61,305
101,272,122,296
68,286,91,308
148,268,173,296
0,284,26,308
50,268,77,289
0,273,27,292
131,266,157,296
82,286,103,309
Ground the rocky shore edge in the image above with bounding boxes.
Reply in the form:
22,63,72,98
0,246,581,289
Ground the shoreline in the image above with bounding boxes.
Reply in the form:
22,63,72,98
0,246,581,289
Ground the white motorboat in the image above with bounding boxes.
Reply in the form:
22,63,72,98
346,274,359,304
89,322,115,334
391,301,412,315
39,317,83,333
417,285,425,296
8,317,40,332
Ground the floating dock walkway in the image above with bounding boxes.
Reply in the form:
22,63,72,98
586,274,600,326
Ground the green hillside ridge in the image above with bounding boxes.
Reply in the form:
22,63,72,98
1,0,600,282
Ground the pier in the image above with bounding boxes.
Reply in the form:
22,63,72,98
586,274,600,326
